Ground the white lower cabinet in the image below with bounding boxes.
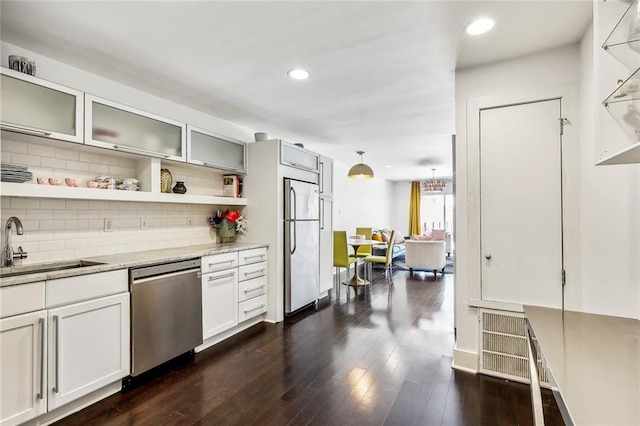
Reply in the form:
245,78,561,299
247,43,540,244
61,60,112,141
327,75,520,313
47,292,130,410
237,247,268,322
0,310,47,426
202,267,238,339
0,269,130,426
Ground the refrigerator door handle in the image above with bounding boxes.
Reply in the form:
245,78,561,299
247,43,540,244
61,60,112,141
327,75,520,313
320,198,325,230
290,186,297,254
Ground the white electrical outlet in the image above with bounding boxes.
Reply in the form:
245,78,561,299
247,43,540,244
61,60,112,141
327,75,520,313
140,218,148,230
104,218,113,232
186,217,193,228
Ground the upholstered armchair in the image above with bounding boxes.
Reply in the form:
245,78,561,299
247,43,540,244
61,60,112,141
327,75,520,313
404,240,447,277
414,228,452,257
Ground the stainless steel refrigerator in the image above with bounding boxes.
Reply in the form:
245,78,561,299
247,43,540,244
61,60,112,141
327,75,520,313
284,178,320,315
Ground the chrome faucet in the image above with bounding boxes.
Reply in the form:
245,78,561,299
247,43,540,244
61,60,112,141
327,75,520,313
4,216,27,267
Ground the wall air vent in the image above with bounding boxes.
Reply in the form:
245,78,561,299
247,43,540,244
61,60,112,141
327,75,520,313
479,309,548,385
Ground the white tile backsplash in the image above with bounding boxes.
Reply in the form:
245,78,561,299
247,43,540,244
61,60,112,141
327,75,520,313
2,136,237,265
1,196,219,265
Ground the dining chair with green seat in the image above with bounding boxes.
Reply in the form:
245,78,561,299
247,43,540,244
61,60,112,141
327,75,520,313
363,230,396,285
333,230,357,298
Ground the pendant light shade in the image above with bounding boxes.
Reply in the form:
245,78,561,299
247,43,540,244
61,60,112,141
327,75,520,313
348,151,374,179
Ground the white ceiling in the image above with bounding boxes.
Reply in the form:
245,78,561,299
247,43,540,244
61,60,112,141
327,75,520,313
0,1,592,181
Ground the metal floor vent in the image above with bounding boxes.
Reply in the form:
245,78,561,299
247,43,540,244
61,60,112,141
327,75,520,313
479,310,548,385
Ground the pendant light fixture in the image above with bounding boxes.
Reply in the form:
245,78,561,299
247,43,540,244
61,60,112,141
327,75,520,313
421,168,447,192
348,150,374,179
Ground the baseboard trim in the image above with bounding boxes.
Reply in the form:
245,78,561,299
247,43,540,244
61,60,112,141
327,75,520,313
452,347,478,373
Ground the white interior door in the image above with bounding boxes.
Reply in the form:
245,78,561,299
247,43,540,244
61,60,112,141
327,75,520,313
480,99,563,308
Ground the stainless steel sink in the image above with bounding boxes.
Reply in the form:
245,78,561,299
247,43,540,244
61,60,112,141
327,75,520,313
0,260,106,278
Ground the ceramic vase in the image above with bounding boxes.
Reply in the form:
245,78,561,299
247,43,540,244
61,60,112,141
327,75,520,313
172,181,187,194
217,218,236,243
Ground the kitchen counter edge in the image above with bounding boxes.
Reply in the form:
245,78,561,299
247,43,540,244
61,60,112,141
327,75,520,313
0,243,269,287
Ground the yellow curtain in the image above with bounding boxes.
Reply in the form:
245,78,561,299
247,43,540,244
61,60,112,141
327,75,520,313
408,181,421,236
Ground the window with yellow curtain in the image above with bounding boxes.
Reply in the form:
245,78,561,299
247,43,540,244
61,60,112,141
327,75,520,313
408,181,421,235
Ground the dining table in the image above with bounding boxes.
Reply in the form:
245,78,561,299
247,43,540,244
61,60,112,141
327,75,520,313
345,238,382,287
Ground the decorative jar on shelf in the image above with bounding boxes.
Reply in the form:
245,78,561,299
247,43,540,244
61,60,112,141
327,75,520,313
172,181,187,194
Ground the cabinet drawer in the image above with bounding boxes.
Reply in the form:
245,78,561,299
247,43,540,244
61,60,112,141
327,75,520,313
202,252,238,274
238,261,267,282
238,276,267,303
46,269,128,308
0,282,45,318
238,294,267,322
238,247,267,266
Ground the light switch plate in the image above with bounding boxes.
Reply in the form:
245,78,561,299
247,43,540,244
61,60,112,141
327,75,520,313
104,218,113,232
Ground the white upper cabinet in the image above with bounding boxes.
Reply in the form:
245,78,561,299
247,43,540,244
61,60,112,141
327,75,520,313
319,155,334,197
187,126,246,173
85,94,186,161
0,67,83,143
280,141,319,172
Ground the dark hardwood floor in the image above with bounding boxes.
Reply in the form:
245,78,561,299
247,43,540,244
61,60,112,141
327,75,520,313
55,266,564,425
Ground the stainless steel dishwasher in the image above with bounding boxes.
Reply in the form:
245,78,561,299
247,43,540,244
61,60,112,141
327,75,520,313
130,258,202,376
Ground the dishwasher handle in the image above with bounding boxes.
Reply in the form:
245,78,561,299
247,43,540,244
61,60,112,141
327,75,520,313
132,267,201,285
130,258,201,280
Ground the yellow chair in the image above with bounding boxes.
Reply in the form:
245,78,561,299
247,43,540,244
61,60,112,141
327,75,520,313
363,230,396,284
355,227,373,258
333,230,357,297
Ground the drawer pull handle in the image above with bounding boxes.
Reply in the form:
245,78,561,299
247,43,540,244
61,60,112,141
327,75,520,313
1,123,52,137
244,285,265,294
209,260,235,267
243,254,265,261
244,269,265,277
208,272,235,281
244,304,265,314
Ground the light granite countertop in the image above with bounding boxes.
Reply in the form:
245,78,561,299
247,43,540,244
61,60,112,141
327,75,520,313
0,243,268,287
525,306,640,426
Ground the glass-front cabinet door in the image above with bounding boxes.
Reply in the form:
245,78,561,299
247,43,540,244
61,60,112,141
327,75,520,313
187,126,246,173
280,141,319,172
0,67,83,143
85,95,186,161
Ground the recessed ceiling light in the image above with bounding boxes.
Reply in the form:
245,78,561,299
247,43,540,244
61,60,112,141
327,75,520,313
465,18,494,35
385,165,392,168
287,69,309,80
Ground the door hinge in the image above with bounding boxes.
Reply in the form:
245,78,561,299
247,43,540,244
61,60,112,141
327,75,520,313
562,269,566,286
559,118,569,136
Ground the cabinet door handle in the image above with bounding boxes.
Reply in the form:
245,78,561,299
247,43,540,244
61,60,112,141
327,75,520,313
244,269,265,277
244,285,265,294
244,304,265,314
52,315,60,393
1,123,52,137
208,272,235,281
319,162,324,193
243,254,264,261
113,144,171,159
37,317,45,400
203,162,241,172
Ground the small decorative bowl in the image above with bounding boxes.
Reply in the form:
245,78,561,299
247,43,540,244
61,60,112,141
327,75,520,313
48,178,63,186
36,177,48,185
65,178,80,187
87,181,99,189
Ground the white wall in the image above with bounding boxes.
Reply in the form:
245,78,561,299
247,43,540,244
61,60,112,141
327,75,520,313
390,181,411,236
332,161,393,234
454,44,585,370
